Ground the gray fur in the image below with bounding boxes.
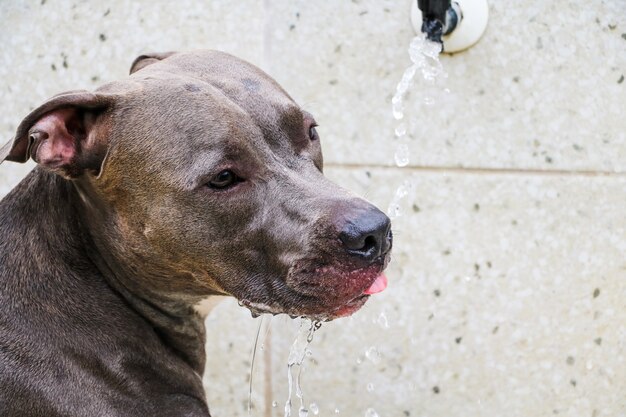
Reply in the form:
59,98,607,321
0,51,391,416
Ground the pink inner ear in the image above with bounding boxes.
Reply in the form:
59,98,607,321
31,108,78,168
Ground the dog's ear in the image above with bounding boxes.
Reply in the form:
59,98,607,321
129,52,176,74
0,90,115,179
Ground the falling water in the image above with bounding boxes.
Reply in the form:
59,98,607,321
391,33,447,127
247,315,275,416
389,33,447,218
387,179,413,219
284,319,322,417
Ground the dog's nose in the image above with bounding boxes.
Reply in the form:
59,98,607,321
339,207,392,261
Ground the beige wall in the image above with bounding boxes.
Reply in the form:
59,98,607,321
1,1,625,416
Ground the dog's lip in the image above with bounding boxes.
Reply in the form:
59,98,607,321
289,259,386,292
238,286,377,321
330,294,370,318
238,256,391,320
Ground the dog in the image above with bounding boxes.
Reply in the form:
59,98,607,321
0,50,392,416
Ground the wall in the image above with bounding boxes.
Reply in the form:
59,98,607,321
1,1,625,416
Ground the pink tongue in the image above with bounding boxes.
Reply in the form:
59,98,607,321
364,273,388,295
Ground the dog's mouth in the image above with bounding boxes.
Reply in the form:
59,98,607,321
238,258,389,321
331,272,388,317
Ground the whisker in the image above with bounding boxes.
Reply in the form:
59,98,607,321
298,100,321,109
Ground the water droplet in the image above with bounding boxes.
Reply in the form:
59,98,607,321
273,401,278,408
310,403,319,415
387,202,401,219
394,144,410,167
394,123,407,137
335,408,340,414
392,102,404,120
299,406,309,417
367,382,374,392
376,311,389,329
387,181,411,219
365,408,379,417
365,346,381,364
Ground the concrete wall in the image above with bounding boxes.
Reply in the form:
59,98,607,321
1,1,625,416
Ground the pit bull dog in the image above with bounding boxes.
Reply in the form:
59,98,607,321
0,51,392,416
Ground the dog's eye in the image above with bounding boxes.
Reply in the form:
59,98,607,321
208,170,240,189
309,125,319,141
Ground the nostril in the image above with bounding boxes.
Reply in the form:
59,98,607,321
361,235,378,253
340,232,379,258
338,227,369,252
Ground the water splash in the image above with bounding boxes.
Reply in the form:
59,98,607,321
408,34,446,82
284,319,322,417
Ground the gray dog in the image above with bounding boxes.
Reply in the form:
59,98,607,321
0,51,391,416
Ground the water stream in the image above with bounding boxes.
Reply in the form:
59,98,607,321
388,34,448,219
248,315,274,416
284,318,322,417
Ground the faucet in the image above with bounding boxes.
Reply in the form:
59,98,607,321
416,0,459,44
411,0,489,53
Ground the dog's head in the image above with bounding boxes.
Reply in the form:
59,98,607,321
1,51,392,321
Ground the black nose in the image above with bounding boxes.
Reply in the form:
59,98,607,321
339,207,392,261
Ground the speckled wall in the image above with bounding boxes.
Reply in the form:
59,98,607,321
1,1,625,416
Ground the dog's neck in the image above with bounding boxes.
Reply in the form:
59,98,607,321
82,245,210,374
9,168,213,375
72,175,215,375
